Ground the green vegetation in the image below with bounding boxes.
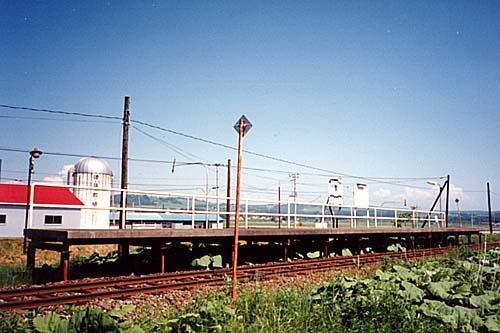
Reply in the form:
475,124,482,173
1,246,499,332
0,264,31,287
191,255,223,269
0,305,142,333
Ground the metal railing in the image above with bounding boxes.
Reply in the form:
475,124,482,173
23,183,446,230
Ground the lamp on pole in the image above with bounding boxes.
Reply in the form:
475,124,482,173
427,181,442,211
23,147,43,253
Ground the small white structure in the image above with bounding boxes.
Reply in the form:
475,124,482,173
353,183,369,208
0,184,84,237
327,178,344,206
68,157,113,229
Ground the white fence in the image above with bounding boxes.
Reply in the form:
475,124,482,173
25,183,446,230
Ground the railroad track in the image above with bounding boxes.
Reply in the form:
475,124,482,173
1,242,498,311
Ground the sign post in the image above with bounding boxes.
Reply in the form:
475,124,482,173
231,115,252,302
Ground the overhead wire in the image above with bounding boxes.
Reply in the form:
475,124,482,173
132,125,206,162
0,104,121,121
0,146,434,188
0,103,445,184
132,120,445,184
0,115,119,124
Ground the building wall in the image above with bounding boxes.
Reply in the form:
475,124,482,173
0,205,25,237
73,173,112,229
0,204,82,238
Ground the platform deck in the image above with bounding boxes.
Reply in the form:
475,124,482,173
25,227,485,245
24,227,489,281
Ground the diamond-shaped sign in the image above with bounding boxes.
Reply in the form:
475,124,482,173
233,115,252,136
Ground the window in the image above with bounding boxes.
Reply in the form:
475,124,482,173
0,215,6,224
44,215,62,225
93,174,99,180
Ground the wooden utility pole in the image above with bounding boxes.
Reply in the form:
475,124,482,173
119,96,130,230
487,182,493,234
231,115,252,302
445,175,450,227
226,159,231,228
118,97,130,257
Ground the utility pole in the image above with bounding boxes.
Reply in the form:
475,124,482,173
487,182,493,234
214,163,222,228
0,159,2,182
289,173,299,226
445,175,450,227
226,159,231,228
278,185,281,229
119,96,130,229
119,96,130,256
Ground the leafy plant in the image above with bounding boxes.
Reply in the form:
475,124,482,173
306,251,320,259
387,243,406,253
31,306,141,333
191,255,223,269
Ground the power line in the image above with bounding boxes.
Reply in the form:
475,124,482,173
132,125,206,162
0,146,440,191
0,103,446,183
132,121,445,183
0,147,175,164
0,115,119,124
0,104,121,121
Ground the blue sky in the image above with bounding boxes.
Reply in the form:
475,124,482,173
1,1,499,210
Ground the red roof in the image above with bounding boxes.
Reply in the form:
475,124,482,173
0,184,84,206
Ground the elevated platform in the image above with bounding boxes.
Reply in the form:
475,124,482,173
24,227,489,281
25,227,485,244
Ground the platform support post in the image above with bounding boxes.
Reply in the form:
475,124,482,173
283,238,291,261
119,242,129,257
26,242,36,274
287,203,291,228
60,247,70,281
152,244,167,273
322,239,330,258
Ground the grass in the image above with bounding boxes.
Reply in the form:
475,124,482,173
1,246,499,332
133,281,448,333
0,264,31,287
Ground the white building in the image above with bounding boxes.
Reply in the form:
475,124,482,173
0,184,84,237
353,183,369,208
0,157,115,237
68,157,113,229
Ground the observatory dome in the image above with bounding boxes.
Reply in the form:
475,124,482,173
74,157,113,176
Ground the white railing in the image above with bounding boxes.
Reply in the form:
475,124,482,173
26,183,446,230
